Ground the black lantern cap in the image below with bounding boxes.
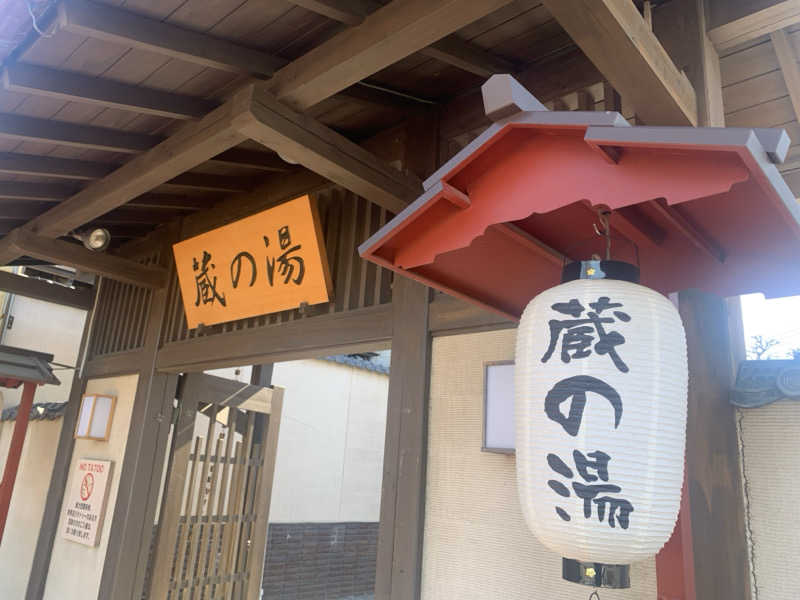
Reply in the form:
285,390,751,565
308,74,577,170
562,558,630,589
562,259,640,284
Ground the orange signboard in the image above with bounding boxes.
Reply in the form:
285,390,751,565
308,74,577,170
173,195,332,328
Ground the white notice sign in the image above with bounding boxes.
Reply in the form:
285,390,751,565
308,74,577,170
62,458,113,547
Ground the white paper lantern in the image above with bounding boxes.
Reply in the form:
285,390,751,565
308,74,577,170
515,273,687,575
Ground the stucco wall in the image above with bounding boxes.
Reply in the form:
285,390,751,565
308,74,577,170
0,417,64,600
0,295,86,408
422,329,658,600
42,374,139,600
208,359,389,523
738,400,800,600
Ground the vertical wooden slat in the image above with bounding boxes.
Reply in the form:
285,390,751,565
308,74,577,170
346,195,368,310
218,439,243,598
205,409,237,600
374,208,388,306
184,406,218,596
356,200,373,308
231,413,257,599
98,280,121,355
194,434,224,599
244,390,284,600
222,412,254,600
334,191,357,313
114,283,135,353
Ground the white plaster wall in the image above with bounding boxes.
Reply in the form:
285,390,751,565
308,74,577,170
43,374,139,600
209,359,389,524
422,329,657,600
0,295,86,408
737,400,800,600
0,418,64,600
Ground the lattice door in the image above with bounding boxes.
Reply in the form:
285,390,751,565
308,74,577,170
148,373,283,600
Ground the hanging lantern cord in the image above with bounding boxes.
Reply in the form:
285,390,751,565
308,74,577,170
592,209,612,260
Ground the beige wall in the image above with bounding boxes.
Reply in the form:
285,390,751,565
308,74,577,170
43,374,139,600
422,329,657,600
209,359,389,523
0,295,86,408
0,417,64,600
738,400,800,600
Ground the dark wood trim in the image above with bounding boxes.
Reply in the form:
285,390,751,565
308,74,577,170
429,292,514,336
3,63,216,121
2,230,168,289
83,350,148,378
97,232,180,600
0,112,158,153
0,270,93,310
25,294,96,600
58,0,287,77
376,277,430,600
678,289,751,600
156,303,393,372
240,85,420,214
264,0,516,111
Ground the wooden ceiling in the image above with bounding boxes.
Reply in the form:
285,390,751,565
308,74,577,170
0,0,582,251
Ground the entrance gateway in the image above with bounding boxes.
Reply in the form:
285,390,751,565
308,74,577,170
148,372,283,600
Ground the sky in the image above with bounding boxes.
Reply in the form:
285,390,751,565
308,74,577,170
740,293,800,359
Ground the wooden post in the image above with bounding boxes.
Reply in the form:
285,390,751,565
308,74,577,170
0,380,38,542
657,290,752,599
376,108,436,600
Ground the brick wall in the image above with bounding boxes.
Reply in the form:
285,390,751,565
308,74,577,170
262,522,378,599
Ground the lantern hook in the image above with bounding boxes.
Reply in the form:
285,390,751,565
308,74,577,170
589,591,601,600
593,209,612,260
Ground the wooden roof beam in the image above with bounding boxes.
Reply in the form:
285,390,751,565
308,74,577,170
541,0,698,126
0,270,94,311
57,0,286,77
0,182,78,201
266,0,517,111
0,86,253,266
0,112,156,153
771,28,800,123
709,0,800,52
238,84,420,214
0,230,167,288
290,0,516,77
3,63,216,120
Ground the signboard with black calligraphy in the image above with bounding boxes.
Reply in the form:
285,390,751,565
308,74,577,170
62,458,113,547
172,195,333,328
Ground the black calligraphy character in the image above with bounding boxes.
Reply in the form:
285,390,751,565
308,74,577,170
266,226,305,286
278,225,292,250
547,450,633,528
193,251,226,307
541,296,631,372
230,251,256,289
572,482,634,529
544,375,622,437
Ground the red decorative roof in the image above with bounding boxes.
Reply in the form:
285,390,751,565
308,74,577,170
360,75,800,320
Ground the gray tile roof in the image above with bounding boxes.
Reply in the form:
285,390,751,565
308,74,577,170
1,402,67,422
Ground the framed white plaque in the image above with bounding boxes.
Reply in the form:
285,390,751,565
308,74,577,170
483,361,515,453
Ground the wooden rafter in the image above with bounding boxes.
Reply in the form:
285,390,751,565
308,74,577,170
0,112,156,153
265,0,516,111
0,86,253,259
239,85,420,213
709,0,800,52
542,0,698,126
0,270,94,310
57,0,286,77
771,28,800,123
3,63,216,121
0,230,167,288
289,0,516,77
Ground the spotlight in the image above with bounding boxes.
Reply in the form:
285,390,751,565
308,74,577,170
73,228,111,252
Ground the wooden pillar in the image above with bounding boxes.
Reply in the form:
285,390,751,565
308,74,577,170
97,228,180,600
0,380,38,542
376,108,437,600
658,290,751,600
376,276,431,600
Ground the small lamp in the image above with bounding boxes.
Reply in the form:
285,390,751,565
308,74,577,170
72,228,111,252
